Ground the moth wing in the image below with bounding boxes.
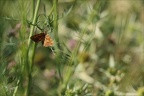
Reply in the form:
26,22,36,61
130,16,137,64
43,34,53,47
30,33,45,43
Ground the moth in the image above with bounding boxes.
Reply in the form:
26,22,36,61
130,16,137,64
30,32,53,47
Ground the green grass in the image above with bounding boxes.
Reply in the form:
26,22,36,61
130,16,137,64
0,0,144,96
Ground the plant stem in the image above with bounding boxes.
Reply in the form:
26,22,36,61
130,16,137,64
26,0,41,96
28,0,40,46
12,80,20,96
53,0,64,94
53,0,59,46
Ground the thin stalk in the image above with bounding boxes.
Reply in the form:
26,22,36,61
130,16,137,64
12,80,20,96
48,5,54,16
53,0,64,93
53,0,59,46
28,0,40,46
26,0,41,96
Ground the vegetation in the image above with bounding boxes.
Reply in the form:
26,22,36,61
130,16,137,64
0,0,144,96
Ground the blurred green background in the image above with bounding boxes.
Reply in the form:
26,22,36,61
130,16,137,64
0,0,144,96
